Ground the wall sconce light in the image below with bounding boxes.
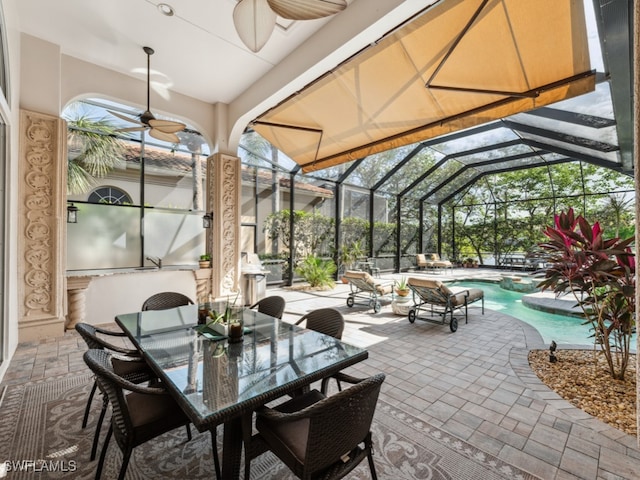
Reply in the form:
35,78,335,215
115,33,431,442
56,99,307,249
67,203,79,224
202,212,213,229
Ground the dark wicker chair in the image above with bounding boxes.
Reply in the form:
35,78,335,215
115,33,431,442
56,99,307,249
141,291,194,311
295,308,345,393
252,372,385,480
295,307,344,339
83,349,221,480
249,295,286,319
75,323,154,461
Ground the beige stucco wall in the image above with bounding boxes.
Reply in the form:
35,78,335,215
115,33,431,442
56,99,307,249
8,34,245,343
80,269,198,326
60,53,218,148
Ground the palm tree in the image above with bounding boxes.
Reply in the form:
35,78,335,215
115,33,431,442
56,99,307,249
65,104,125,195
602,193,634,238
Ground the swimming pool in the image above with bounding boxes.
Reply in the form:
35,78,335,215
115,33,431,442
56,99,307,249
451,281,599,346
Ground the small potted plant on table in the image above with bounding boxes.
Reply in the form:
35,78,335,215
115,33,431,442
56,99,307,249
395,276,410,297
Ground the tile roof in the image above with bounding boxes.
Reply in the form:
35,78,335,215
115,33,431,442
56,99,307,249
121,143,333,196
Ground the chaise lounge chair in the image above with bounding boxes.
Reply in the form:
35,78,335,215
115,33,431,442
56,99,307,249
407,277,484,332
416,253,453,273
343,270,393,313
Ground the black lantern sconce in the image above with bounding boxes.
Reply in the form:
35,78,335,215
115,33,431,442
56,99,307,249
202,212,213,229
67,203,79,224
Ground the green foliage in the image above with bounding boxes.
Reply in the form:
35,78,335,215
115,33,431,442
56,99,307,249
598,194,635,239
264,210,335,259
239,131,276,167
65,106,125,195
537,208,635,380
199,293,241,328
341,217,369,249
445,163,633,262
395,276,408,291
295,255,336,288
338,239,365,271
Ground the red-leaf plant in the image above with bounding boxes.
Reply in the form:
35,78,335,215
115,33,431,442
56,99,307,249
537,208,635,380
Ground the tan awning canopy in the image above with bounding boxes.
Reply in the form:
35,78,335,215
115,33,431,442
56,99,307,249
252,0,595,173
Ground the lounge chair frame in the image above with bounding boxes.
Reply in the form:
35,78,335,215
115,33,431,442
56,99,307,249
343,270,392,314
407,278,484,332
416,253,453,273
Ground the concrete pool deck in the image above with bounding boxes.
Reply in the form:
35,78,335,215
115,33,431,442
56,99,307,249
271,273,640,478
522,290,584,318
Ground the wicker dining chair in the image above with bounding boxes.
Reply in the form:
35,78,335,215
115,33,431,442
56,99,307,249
83,349,222,480
253,372,385,480
295,308,345,394
141,291,194,311
75,323,155,461
249,295,286,319
295,307,345,339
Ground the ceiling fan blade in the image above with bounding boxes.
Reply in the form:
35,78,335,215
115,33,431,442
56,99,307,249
234,0,277,52
148,118,186,133
116,126,147,133
149,128,181,143
267,0,346,20
108,110,144,125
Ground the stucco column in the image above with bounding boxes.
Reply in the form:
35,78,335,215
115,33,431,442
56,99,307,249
194,268,212,304
18,110,67,341
65,276,92,329
208,153,242,300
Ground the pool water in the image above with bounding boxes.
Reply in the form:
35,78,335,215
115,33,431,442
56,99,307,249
451,281,600,346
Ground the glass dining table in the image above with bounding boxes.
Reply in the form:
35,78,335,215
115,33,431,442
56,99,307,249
115,304,368,480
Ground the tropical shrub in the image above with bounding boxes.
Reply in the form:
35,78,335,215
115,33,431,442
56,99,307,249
295,255,336,289
537,208,635,380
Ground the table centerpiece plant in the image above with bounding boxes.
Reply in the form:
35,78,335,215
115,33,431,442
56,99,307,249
196,293,241,337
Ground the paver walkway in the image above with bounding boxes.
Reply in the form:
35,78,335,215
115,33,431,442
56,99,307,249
2,269,639,479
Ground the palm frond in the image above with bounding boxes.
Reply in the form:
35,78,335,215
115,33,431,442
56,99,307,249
67,114,125,183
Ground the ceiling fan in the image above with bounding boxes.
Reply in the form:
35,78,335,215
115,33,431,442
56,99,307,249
109,46,186,143
233,0,348,52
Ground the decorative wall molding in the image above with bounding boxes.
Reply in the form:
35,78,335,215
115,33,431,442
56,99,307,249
209,153,241,299
18,110,67,341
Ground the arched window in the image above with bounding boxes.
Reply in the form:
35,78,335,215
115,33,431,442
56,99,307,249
88,186,132,205
65,98,209,271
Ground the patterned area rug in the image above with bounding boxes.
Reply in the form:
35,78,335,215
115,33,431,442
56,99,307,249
0,374,540,479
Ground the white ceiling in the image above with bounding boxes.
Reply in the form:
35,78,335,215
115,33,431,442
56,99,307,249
14,0,431,107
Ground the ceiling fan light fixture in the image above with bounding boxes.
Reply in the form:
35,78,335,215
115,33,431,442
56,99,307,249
233,0,277,53
266,0,347,20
